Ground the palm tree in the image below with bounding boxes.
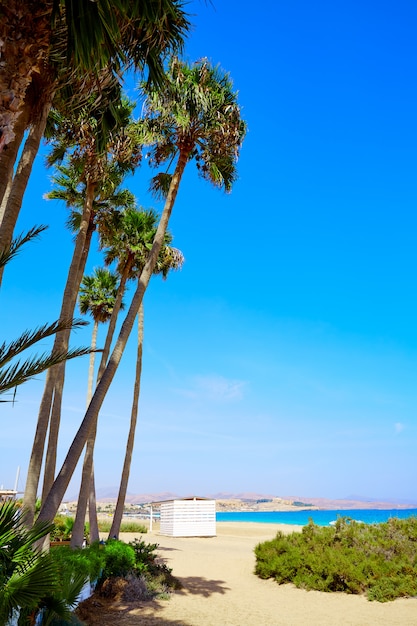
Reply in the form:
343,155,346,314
70,267,122,547
39,110,141,509
109,244,184,539
79,267,121,406
37,58,246,525
97,207,162,374
70,207,174,547
23,107,138,526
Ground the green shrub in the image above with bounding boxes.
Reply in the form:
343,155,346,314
254,517,417,602
50,544,105,583
101,540,136,578
128,538,181,591
129,537,158,572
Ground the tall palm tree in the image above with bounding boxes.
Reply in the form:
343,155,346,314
70,267,122,547
37,58,246,525
38,111,140,508
79,267,121,405
70,207,174,547
97,207,162,374
109,243,184,539
23,107,138,526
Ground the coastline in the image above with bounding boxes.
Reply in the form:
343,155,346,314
89,522,417,626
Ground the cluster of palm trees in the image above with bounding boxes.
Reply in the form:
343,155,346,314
0,0,246,547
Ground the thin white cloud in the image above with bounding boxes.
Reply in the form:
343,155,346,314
194,375,247,401
394,422,405,434
175,374,247,402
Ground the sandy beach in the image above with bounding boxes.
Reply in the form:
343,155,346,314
92,522,417,625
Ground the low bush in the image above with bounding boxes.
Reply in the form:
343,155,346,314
101,539,136,578
50,543,105,583
254,516,417,602
129,537,158,572
129,537,182,591
50,534,181,623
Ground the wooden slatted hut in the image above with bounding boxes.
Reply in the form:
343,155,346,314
150,496,216,537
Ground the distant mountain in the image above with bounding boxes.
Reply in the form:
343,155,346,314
344,494,417,505
65,489,417,509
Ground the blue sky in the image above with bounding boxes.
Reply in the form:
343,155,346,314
1,0,416,503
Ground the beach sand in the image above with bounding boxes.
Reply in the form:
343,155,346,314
88,522,417,625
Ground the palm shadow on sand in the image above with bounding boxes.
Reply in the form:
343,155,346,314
174,575,230,597
156,545,180,552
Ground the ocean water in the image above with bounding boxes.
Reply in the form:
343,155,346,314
216,509,417,527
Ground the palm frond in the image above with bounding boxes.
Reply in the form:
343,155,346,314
0,319,87,367
149,172,173,200
0,318,93,397
138,57,246,194
0,501,57,624
0,226,48,269
0,346,92,395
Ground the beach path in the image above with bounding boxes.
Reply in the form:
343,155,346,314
106,523,417,625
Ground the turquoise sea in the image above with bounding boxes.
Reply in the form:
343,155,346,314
216,509,417,527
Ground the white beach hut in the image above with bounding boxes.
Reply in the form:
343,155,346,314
150,496,216,537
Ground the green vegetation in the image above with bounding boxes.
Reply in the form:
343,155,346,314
49,536,176,599
51,515,76,541
101,540,136,577
97,519,147,534
1,500,177,624
0,501,87,625
49,515,147,542
50,544,105,584
254,516,417,602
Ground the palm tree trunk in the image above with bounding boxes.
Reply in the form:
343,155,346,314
0,0,52,153
22,371,55,526
38,149,189,523
88,325,100,543
0,103,30,213
0,96,52,287
96,261,131,380
23,184,96,526
41,195,96,504
88,469,100,543
109,303,143,539
87,321,99,402
70,423,98,547
72,267,130,546
71,319,98,548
